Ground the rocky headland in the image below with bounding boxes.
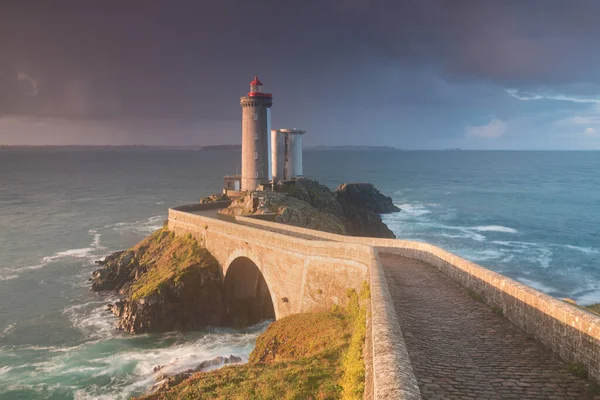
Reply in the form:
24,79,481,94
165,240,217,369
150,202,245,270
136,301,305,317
91,228,223,334
219,179,400,238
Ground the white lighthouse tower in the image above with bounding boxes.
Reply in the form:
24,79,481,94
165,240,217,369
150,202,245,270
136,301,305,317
240,76,273,191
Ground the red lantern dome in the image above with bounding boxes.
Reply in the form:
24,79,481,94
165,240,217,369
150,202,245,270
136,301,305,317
248,76,272,98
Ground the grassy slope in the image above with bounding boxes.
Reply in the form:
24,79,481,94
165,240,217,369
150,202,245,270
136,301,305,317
136,287,369,400
586,303,600,315
127,228,218,300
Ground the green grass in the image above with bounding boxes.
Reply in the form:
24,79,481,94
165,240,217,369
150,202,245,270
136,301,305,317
468,289,484,303
136,284,370,400
340,283,369,400
585,303,600,315
492,306,504,316
127,228,218,300
568,363,588,379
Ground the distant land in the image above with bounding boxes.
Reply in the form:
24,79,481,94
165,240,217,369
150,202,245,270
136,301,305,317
0,145,400,151
307,145,401,151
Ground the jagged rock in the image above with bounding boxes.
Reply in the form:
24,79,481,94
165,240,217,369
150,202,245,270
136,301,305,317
277,178,345,220
150,355,243,393
199,193,230,204
220,190,348,235
334,183,400,214
333,183,399,238
91,250,141,293
91,228,223,334
217,179,399,238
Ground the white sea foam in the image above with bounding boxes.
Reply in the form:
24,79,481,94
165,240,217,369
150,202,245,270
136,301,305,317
459,248,505,262
111,215,165,234
44,322,269,399
575,290,600,306
42,247,97,263
563,245,600,255
3,230,106,281
63,299,119,339
89,229,105,249
1,323,16,338
396,203,431,217
517,277,558,294
439,231,486,242
472,225,518,234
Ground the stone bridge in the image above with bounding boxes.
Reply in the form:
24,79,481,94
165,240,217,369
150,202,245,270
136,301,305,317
168,202,600,400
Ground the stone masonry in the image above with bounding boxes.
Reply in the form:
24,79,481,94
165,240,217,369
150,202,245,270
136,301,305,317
381,253,600,400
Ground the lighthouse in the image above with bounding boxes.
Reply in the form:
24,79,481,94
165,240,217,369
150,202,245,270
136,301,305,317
240,76,273,191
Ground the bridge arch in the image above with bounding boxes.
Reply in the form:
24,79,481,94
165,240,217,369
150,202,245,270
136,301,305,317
223,254,276,327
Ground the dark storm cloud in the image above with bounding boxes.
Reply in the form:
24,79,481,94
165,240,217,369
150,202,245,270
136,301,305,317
1,0,600,147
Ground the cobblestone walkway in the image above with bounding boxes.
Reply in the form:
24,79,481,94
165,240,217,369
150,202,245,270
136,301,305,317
380,253,600,400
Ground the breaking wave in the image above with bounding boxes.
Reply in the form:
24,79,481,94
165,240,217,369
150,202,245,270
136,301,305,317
110,215,165,234
472,225,518,234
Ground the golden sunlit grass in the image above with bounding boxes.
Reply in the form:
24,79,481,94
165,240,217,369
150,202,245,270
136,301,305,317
136,285,370,400
128,228,218,300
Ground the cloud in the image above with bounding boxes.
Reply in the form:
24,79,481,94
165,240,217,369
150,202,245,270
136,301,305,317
0,116,241,146
16,70,39,96
584,127,598,136
506,89,600,104
465,119,507,139
566,116,600,125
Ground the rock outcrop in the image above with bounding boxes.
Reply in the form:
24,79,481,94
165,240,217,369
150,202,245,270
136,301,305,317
334,183,400,238
218,178,400,238
219,190,348,235
151,355,243,393
91,228,223,334
334,183,400,214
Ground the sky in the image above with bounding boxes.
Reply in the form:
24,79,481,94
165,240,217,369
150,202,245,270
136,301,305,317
2,1,600,149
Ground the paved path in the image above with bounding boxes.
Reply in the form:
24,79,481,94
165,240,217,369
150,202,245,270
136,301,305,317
380,253,600,400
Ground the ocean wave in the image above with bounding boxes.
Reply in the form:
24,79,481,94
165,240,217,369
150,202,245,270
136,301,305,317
439,231,486,242
110,215,165,234
472,225,518,234
516,277,558,294
2,230,106,281
1,323,16,338
563,245,600,255
574,290,600,306
457,248,505,262
42,247,97,263
89,229,104,249
395,203,432,217
38,322,268,399
63,299,119,339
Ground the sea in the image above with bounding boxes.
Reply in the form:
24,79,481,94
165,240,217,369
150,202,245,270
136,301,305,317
0,147,598,399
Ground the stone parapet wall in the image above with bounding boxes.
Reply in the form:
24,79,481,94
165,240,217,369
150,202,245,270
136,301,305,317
369,251,422,399
378,244,600,385
171,200,231,212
